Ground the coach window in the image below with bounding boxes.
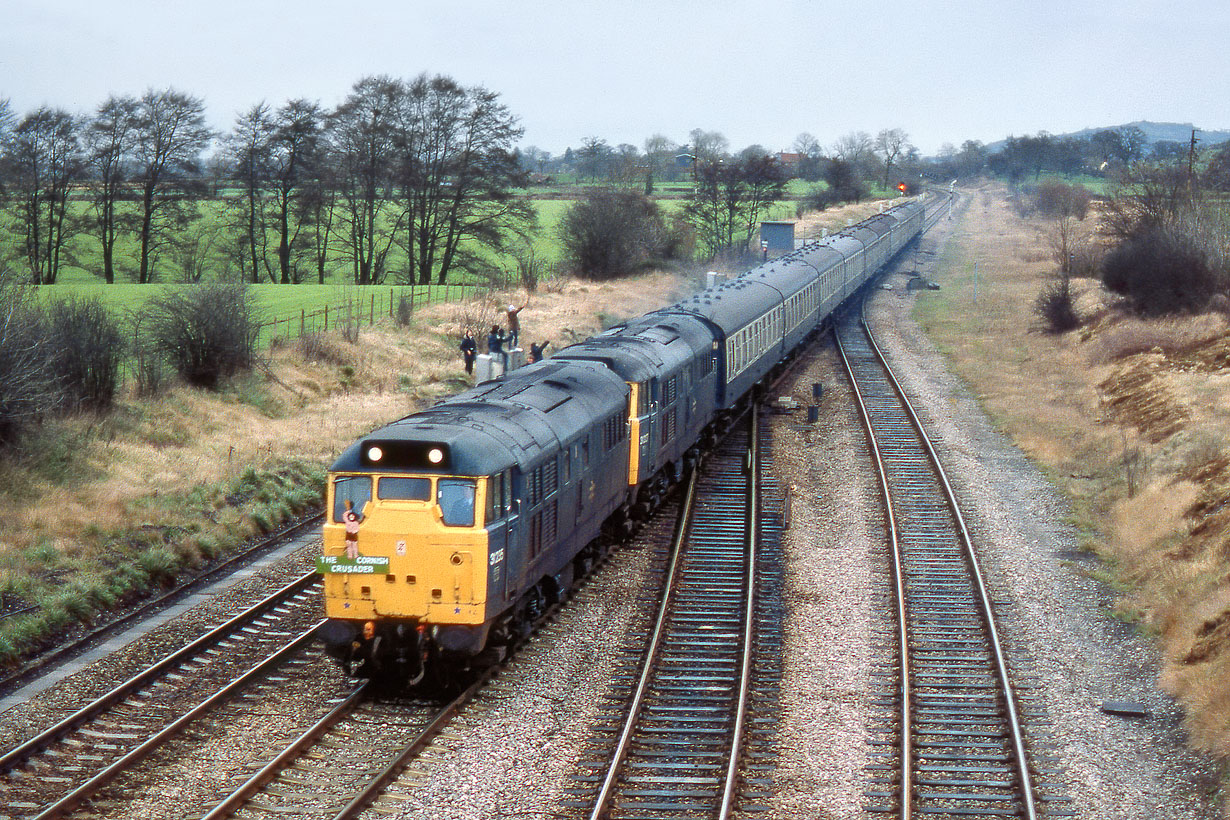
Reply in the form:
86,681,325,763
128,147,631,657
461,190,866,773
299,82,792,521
377,476,431,501
332,476,372,522
438,478,476,527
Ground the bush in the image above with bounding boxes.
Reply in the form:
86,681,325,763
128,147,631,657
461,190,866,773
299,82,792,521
0,275,57,447
1034,277,1081,333
801,186,839,213
143,283,261,388
44,296,124,412
1101,228,1222,316
559,189,674,280
822,159,868,204
1032,179,1091,220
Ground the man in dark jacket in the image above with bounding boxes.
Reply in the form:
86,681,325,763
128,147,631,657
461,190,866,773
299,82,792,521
459,330,477,375
487,325,507,371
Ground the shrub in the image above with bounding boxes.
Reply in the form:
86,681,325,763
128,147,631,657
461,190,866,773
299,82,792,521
1034,277,1081,333
0,275,57,447
559,189,674,280
1101,228,1222,316
44,296,124,412
801,186,839,213
143,283,261,388
822,159,868,204
1033,179,1091,220
396,296,413,327
296,332,353,367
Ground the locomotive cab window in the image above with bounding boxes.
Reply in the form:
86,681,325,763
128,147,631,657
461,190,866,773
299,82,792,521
377,476,431,501
332,475,372,522
438,478,477,527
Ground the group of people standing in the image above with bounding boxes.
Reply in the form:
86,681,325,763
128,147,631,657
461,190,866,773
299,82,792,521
458,298,549,376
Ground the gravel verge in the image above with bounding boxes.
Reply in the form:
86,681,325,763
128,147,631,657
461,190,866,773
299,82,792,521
860,210,1223,818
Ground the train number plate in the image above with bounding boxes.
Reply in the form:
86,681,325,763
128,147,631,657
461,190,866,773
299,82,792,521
316,556,391,574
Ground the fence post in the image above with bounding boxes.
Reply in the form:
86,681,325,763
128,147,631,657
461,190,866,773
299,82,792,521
390,288,395,318
324,304,328,332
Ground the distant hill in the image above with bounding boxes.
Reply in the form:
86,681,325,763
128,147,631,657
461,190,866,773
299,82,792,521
985,121,1230,154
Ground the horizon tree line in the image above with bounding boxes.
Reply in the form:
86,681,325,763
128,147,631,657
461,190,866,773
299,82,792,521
0,75,531,287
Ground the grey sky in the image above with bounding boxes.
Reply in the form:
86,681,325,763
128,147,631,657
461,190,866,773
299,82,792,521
4,0,1227,156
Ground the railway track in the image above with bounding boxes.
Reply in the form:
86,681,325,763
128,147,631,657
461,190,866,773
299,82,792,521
0,572,325,820
836,296,1072,818
190,677,481,820
567,410,784,819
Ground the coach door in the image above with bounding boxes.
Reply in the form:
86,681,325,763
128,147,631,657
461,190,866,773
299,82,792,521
485,469,516,604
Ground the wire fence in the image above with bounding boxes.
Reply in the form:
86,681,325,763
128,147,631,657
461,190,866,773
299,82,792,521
256,283,492,345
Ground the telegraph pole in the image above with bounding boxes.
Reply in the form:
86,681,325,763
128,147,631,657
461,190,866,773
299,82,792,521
1188,128,1200,195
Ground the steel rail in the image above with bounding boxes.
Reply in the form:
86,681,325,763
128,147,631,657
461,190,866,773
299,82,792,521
586,464,699,820
0,570,320,772
30,623,323,820
834,320,915,820
856,297,1039,820
717,409,760,820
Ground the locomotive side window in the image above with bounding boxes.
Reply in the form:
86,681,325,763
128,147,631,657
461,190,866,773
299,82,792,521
438,478,476,527
332,476,372,522
377,476,431,501
486,472,512,524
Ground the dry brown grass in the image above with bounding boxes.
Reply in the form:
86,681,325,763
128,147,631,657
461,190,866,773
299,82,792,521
0,268,689,578
919,181,1230,779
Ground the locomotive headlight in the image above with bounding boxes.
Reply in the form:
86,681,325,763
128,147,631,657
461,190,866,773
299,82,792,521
367,446,384,463
428,447,444,464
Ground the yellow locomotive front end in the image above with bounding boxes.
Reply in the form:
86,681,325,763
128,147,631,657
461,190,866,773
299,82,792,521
316,436,500,684
320,472,488,624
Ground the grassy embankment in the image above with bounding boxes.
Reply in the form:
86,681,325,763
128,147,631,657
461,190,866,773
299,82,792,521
0,267,693,666
915,182,1230,772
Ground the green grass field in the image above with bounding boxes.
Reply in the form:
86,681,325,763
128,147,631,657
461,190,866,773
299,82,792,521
6,188,818,342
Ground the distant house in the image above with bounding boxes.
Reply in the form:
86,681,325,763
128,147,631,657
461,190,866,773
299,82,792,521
777,152,802,173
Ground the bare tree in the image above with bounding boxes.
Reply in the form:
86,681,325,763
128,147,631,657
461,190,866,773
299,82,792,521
874,127,911,191
831,130,875,177
791,132,823,180
391,74,532,285
225,102,276,283
298,170,337,284
7,107,83,284
84,95,138,283
684,153,786,259
327,75,402,285
0,98,14,201
576,136,613,182
518,145,551,175
560,188,672,279
643,133,680,187
687,128,729,162
130,88,214,283
269,99,323,284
